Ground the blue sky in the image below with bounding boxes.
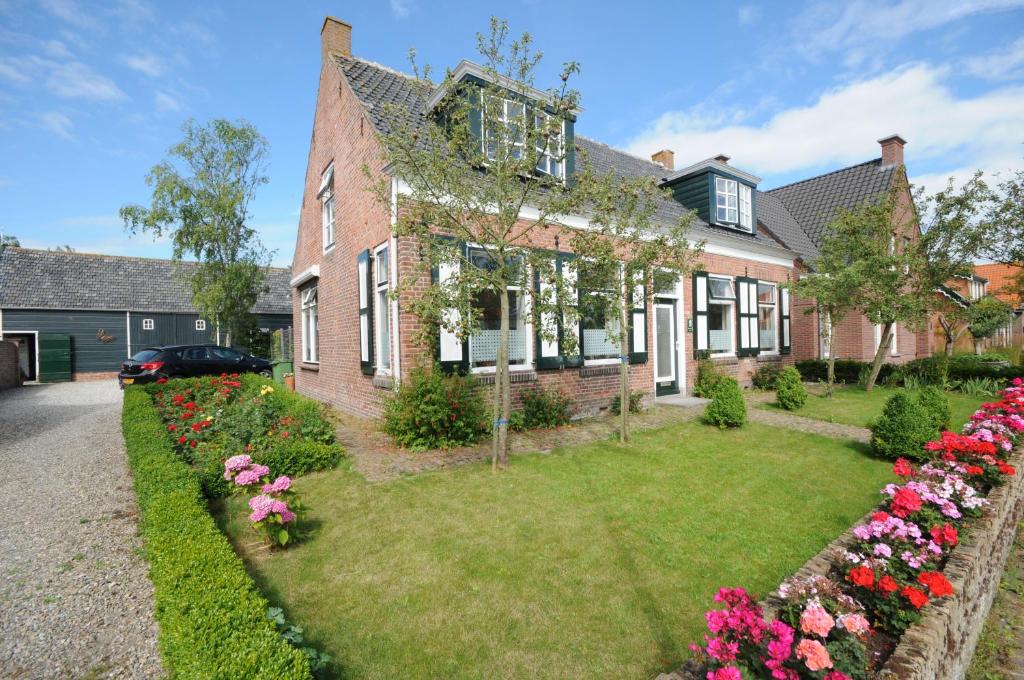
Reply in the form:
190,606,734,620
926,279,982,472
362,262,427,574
1,0,1023,267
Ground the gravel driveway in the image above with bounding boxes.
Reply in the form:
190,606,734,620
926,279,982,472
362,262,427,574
0,381,162,679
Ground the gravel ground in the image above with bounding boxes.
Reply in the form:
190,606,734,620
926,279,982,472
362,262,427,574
0,381,162,679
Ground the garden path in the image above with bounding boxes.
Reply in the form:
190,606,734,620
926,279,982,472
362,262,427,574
0,382,162,679
744,391,872,443
331,402,706,482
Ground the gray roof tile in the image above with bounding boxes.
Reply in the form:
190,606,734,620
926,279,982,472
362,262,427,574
0,248,291,314
756,191,820,260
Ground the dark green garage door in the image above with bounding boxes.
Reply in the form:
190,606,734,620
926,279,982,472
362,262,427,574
39,333,72,382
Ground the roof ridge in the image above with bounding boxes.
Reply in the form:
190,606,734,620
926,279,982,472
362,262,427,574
335,53,419,82
766,157,883,194
575,135,667,172
4,247,290,273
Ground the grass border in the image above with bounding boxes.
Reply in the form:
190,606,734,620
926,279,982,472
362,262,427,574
122,387,312,679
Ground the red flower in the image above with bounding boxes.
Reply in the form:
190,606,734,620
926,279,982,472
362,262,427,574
172,394,185,406
965,465,984,476
901,585,929,609
848,566,875,589
893,458,914,477
191,422,203,432
167,424,177,432
890,487,923,518
878,575,899,595
180,411,194,420
177,435,187,445
998,461,1017,476
871,510,891,523
189,439,197,448
156,377,168,384
918,571,954,597
281,431,290,438
183,401,196,410
930,523,958,547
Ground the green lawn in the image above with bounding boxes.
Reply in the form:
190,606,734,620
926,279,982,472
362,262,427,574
220,421,892,680
758,386,991,430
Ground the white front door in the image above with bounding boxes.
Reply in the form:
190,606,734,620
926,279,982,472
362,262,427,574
654,302,678,395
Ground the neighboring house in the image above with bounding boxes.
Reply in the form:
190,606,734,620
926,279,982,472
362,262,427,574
974,263,1024,347
292,17,931,418
0,248,292,382
933,273,989,354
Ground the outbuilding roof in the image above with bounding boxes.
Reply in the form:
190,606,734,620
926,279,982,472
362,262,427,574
0,247,292,314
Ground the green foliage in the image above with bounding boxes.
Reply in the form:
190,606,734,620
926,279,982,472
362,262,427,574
870,392,940,461
795,359,899,385
120,118,272,343
520,386,573,429
958,377,1001,397
610,390,645,415
694,356,726,397
507,410,527,432
968,295,1013,342
902,355,949,386
121,388,312,679
267,607,332,678
917,385,952,431
703,377,746,429
254,441,345,479
382,366,488,449
751,364,782,390
774,366,808,410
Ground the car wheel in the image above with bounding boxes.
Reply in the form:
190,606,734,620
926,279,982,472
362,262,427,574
259,369,272,378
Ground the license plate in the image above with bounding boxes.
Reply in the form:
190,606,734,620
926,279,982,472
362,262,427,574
122,378,134,384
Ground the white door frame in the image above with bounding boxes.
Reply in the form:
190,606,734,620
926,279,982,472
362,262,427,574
2,330,40,384
654,302,677,387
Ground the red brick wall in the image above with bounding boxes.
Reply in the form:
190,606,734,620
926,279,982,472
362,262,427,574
291,57,395,418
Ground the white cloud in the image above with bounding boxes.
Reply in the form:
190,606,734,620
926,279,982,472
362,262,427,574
390,0,413,19
738,5,760,24
965,37,1024,81
39,0,101,31
793,0,1024,60
46,60,126,100
41,39,72,58
0,59,30,82
56,215,125,228
120,52,163,77
154,90,182,112
39,111,73,139
625,64,1024,185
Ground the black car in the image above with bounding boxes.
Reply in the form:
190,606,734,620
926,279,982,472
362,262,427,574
118,344,273,387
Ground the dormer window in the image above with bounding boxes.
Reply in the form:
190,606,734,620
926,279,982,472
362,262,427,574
715,178,753,231
484,96,525,162
534,111,564,179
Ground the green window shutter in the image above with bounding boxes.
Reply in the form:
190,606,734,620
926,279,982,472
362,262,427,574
560,253,583,367
535,254,562,370
693,272,709,357
432,244,469,374
563,120,575,187
780,287,792,355
628,270,647,364
736,277,760,358
358,249,374,374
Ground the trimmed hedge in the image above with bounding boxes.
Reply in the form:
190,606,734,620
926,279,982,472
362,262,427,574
796,356,1024,387
869,391,939,461
703,377,747,429
122,388,312,679
774,366,808,410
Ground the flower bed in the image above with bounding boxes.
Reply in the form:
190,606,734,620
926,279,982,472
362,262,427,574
685,380,1024,679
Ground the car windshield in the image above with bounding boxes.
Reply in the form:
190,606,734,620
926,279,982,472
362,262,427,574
209,347,243,360
131,349,161,361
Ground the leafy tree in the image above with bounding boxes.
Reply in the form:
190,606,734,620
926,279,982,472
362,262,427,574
0,232,18,254
967,295,1012,354
570,164,702,442
120,119,272,346
48,245,75,252
787,268,859,396
934,293,971,356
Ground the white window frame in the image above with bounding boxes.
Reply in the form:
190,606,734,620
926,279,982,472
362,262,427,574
373,242,391,375
319,164,335,253
970,278,986,300
707,274,736,357
875,323,897,356
142,318,154,330
195,319,206,331
301,286,319,364
715,177,739,225
739,184,753,231
756,282,778,354
533,110,565,180
465,244,534,374
483,96,525,163
579,261,624,366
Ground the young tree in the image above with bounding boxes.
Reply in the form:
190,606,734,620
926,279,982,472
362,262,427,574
120,119,272,346
570,163,702,442
786,270,859,397
934,293,971,356
967,295,1012,354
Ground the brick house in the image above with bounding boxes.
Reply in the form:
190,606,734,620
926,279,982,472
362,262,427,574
291,17,931,418
974,263,1024,348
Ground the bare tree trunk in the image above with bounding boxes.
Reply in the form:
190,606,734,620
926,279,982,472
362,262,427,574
619,296,630,443
974,338,982,355
864,322,893,392
492,288,511,469
825,319,837,398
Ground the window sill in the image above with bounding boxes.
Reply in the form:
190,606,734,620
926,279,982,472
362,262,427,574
299,362,320,372
757,353,782,363
474,371,537,386
710,355,738,365
323,244,335,255
580,364,620,378
372,375,394,390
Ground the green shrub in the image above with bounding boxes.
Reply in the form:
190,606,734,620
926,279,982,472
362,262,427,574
751,364,782,390
520,386,573,429
794,359,899,385
253,440,345,478
774,366,808,410
869,391,939,461
958,376,1001,397
703,377,746,429
508,410,526,432
916,386,951,432
611,390,645,415
903,355,949,387
382,366,488,449
241,374,336,444
121,388,312,679
694,356,725,397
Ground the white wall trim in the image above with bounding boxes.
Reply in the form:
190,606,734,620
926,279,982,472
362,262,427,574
126,311,132,358
390,179,401,386
290,265,320,288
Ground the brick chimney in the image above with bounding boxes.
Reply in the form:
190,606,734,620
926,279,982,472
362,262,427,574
878,134,906,167
651,149,674,171
321,16,352,62
713,153,731,164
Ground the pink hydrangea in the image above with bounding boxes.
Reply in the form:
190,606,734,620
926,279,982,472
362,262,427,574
799,604,834,638
248,494,275,522
223,454,253,480
234,464,271,486
261,475,292,494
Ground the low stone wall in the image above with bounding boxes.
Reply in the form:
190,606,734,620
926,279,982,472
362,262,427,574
657,448,1024,680
0,341,18,391
72,371,119,382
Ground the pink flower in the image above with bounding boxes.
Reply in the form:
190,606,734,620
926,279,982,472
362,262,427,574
260,475,292,494
224,454,252,471
795,638,832,671
707,668,742,680
247,494,275,522
705,636,739,663
235,469,262,486
279,509,297,523
824,673,852,680
839,613,869,635
799,604,834,638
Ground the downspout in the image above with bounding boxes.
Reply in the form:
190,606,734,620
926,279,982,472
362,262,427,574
126,311,132,357
390,176,401,387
